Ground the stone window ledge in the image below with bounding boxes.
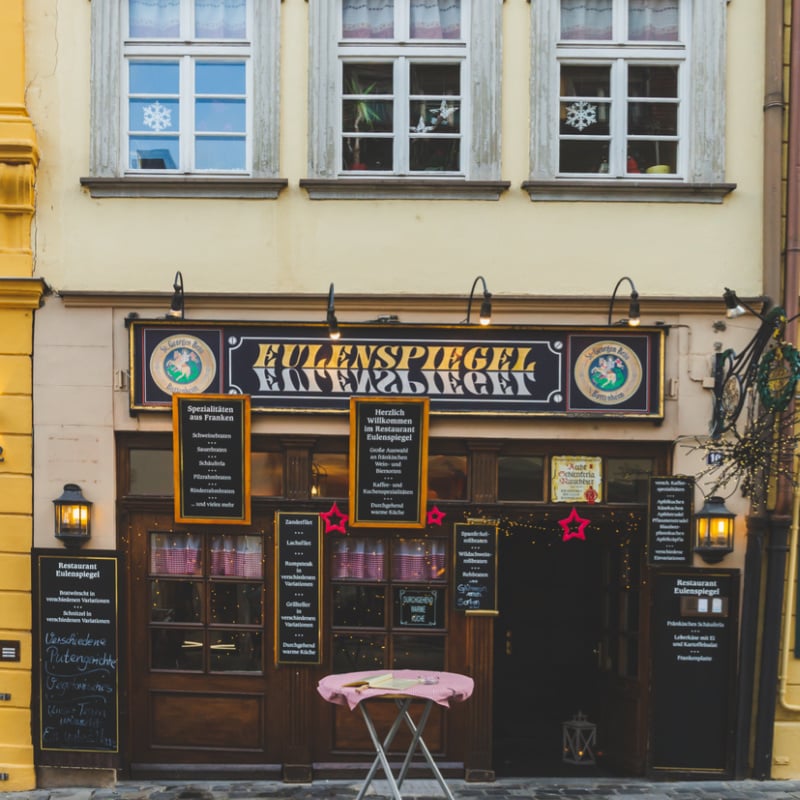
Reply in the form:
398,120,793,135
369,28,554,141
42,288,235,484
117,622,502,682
522,180,736,204
80,176,288,199
300,178,511,201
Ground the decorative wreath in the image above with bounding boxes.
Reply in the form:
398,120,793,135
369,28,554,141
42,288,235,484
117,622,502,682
757,343,800,412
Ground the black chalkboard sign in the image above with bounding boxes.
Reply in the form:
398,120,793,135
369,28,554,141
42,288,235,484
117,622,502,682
275,513,322,664
454,522,498,612
648,476,694,564
349,397,429,528
395,588,445,627
37,553,119,753
650,569,738,775
173,393,251,524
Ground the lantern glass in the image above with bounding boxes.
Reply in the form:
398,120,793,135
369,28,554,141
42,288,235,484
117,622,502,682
53,483,92,544
694,495,734,562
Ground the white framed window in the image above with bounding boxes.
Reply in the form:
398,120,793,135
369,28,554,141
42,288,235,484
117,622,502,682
83,0,284,198
303,0,508,200
527,0,735,202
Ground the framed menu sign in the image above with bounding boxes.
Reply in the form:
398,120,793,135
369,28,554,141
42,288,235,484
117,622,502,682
173,393,251,525
37,552,119,753
648,476,694,564
275,513,322,664
454,522,498,613
349,396,429,528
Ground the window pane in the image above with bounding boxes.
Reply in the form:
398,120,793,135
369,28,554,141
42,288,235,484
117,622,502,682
331,537,386,581
606,458,654,503
333,585,386,627
428,454,467,500
310,453,349,497
150,533,202,576
410,0,461,40
560,139,608,174
196,61,246,95
209,631,262,671
195,135,246,169
210,582,263,624
393,538,447,582
252,451,283,496
130,61,180,95
131,139,179,170
410,98,460,135
209,534,262,578
151,628,203,670
130,98,179,134
560,0,612,40
629,0,679,42
130,449,173,494
392,634,445,670
150,580,203,622
333,633,386,672
498,456,545,501
130,0,180,38
342,0,395,39
195,0,247,39
343,137,393,171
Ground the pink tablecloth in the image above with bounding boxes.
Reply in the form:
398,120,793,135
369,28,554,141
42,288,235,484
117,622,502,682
317,670,474,711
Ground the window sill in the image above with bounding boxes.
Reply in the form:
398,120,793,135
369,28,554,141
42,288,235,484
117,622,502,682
299,178,511,201
522,180,737,204
79,176,289,199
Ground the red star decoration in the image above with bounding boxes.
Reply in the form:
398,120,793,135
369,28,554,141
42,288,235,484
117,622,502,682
321,502,348,535
427,505,446,526
559,507,590,541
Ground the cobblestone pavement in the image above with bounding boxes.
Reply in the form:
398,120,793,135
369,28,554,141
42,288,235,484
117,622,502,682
6,778,800,800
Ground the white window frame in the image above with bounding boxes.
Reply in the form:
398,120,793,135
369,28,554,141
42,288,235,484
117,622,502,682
526,0,735,203
82,0,285,198
303,0,508,200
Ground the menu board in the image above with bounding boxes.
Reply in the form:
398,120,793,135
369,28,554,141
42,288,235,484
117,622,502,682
173,393,251,524
650,570,738,774
648,476,694,564
454,522,498,612
349,397,429,527
37,553,119,753
275,513,322,664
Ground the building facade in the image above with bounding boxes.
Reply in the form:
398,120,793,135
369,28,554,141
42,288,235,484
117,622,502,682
9,0,799,788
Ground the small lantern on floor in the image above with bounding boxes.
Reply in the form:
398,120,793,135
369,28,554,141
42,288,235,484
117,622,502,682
562,711,597,765
53,483,92,547
694,495,734,564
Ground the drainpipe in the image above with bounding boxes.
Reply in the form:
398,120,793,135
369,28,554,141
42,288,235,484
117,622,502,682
751,0,799,778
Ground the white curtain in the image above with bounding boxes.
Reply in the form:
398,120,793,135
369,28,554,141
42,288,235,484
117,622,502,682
628,0,679,41
410,0,461,40
130,0,180,37
195,0,247,38
560,0,613,40
342,0,395,39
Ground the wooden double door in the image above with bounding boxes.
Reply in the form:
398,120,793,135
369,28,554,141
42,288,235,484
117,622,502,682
123,508,294,777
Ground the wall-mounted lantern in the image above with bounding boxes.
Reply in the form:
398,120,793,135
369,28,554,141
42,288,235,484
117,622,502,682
694,495,734,563
53,483,92,547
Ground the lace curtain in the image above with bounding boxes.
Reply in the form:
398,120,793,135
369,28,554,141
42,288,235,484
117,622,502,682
561,0,678,42
129,0,246,38
342,0,461,40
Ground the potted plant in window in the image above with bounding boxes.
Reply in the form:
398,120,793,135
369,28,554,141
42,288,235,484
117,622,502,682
346,75,382,170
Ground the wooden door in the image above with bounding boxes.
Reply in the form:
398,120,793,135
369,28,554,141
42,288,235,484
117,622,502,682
492,511,648,776
123,508,280,776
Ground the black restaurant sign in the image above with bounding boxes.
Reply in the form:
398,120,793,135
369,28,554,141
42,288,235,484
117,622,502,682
454,523,498,612
275,513,322,664
350,397,429,527
130,320,665,418
173,393,251,525
37,553,119,753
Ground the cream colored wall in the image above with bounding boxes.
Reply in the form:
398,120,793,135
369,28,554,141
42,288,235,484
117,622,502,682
23,0,765,299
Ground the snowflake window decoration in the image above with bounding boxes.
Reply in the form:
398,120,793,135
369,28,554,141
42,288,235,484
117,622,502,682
565,100,597,132
142,101,172,133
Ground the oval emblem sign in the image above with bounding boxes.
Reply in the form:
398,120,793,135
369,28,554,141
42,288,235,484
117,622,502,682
149,334,217,395
574,340,643,406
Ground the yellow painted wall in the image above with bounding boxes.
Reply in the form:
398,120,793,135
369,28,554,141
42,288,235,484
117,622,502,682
0,0,39,792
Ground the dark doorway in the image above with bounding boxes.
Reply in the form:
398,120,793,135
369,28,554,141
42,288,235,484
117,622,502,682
492,513,647,777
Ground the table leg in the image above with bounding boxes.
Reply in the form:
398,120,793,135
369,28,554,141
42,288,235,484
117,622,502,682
355,698,412,800
395,700,454,800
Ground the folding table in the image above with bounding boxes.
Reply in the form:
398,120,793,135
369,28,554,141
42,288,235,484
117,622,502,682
317,669,474,800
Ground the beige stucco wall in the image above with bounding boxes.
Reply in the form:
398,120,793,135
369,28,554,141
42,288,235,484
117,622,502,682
22,0,765,299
